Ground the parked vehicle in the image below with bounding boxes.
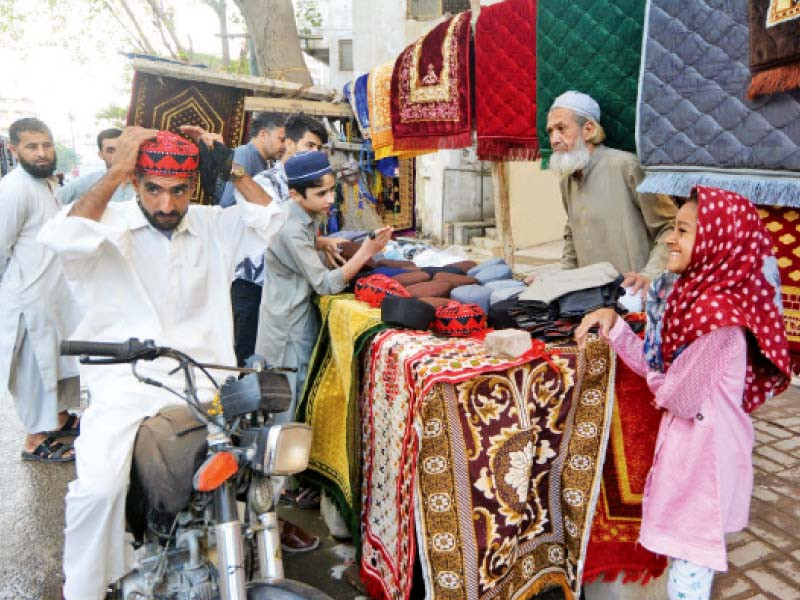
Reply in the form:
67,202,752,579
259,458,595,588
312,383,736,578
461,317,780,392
61,338,331,600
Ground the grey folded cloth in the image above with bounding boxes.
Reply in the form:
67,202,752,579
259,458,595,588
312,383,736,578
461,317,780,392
518,262,620,304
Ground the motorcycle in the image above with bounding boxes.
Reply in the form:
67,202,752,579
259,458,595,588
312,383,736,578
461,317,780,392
61,338,332,600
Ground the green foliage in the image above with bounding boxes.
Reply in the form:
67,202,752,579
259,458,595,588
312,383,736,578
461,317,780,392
55,140,80,173
295,0,323,37
95,105,127,128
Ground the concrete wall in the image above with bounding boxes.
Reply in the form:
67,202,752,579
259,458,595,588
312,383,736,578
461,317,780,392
508,161,566,248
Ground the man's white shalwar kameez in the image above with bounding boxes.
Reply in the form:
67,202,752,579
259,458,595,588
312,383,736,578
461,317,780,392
39,197,280,600
0,166,80,433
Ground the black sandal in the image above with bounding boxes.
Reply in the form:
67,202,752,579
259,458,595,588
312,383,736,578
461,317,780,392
21,436,75,463
48,413,80,437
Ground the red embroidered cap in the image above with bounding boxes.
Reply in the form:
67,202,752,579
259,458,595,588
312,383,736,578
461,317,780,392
355,274,411,308
432,301,488,337
136,130,200,178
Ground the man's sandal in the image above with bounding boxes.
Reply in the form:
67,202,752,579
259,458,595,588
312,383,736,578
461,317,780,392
21,436,75,463
48,413,80,437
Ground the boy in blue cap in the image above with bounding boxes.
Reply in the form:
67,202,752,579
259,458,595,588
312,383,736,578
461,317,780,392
254,151,391,516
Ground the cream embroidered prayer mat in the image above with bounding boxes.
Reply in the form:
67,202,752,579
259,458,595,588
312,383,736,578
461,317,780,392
360,331,614,600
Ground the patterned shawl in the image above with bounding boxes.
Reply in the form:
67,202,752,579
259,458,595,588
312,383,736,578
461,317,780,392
390,11,473,152
475,0,539,161
660,186,791,412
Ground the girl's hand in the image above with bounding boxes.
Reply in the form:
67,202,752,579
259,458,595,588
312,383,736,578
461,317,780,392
574,308,619,351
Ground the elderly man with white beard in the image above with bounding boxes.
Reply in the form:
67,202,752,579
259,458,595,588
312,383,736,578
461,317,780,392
544,91,675,295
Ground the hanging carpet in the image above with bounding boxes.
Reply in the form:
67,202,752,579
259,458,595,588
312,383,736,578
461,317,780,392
127,70,246,205
535,0,645,166
475,0,539,161
757,206,800,374
637,0,800,207
748,0,800,98
390,11,473,152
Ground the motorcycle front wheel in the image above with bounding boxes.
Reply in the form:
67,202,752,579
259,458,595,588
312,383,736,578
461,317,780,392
247,578,333,600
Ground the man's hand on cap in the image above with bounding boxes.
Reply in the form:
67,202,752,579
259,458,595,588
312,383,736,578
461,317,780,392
179,125,223,148
111,126,158,176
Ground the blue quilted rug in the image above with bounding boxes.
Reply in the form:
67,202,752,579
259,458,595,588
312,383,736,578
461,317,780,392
637,0,800,207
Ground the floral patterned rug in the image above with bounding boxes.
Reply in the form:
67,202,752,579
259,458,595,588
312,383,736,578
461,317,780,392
360,331,614,600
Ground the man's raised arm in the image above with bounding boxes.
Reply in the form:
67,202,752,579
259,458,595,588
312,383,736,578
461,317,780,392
69,127,157,221
179,125,271,207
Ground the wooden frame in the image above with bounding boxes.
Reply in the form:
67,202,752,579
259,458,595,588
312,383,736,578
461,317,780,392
244,96,354,119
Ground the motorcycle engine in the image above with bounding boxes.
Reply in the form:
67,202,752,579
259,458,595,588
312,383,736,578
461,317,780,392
117,533,218,600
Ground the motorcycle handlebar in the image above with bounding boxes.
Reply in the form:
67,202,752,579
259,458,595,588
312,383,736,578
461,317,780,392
60,338,157,359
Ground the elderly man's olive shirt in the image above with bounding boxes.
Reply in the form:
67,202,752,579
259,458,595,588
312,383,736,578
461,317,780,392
559,145,675,279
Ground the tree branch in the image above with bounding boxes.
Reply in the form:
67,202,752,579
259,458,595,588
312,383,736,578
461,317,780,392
114,0,158,55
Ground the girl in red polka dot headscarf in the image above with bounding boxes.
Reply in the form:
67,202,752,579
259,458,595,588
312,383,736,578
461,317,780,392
659,186,791,411
575,186,790,599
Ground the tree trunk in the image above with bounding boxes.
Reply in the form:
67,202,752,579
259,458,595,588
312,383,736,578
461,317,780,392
233,0,313,86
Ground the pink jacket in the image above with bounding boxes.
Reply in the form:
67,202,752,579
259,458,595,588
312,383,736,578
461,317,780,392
606,319,752,571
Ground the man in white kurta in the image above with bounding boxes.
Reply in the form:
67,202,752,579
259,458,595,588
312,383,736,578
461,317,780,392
39,126,283,599
0,118,80,461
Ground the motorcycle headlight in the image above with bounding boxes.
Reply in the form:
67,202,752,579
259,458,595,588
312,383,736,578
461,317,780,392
255,423,313,476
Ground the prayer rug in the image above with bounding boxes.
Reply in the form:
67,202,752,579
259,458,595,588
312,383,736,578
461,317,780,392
368,62,431,160
757,206,800,373
298,295,388,537
536,0,644,165
127,70,247,204
636,0,800,207
748,0,800,98
361,331,613,600
475,0,539,161
390,11,473,152
583,352,667,585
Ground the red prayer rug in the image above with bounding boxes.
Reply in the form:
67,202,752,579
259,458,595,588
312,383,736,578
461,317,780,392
758,206,800,373
475,0,539,161
583,352,667,584
390,11,473,152
360,331,614,600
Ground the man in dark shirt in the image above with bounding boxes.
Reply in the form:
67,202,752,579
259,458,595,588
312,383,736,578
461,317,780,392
218,112,285,207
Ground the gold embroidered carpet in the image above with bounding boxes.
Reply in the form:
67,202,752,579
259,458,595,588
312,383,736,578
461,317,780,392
361,331,614,600
127,70,247,204
758,206,800,373
297,295,387,536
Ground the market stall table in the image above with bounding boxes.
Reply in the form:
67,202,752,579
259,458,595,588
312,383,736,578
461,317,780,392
298,295,665,600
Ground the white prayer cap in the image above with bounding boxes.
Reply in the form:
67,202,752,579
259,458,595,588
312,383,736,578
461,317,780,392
550,91,601,122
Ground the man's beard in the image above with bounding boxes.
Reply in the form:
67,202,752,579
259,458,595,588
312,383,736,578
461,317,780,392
549,136,591,177
137,200,186,231
19,155,56,178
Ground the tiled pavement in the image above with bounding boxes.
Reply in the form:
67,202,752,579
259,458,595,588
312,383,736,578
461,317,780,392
712,384,800,599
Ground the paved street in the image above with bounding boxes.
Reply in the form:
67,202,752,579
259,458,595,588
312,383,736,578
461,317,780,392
1,385,798,599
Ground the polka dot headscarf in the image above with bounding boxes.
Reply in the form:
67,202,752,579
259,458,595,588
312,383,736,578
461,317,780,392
661,186,791,412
